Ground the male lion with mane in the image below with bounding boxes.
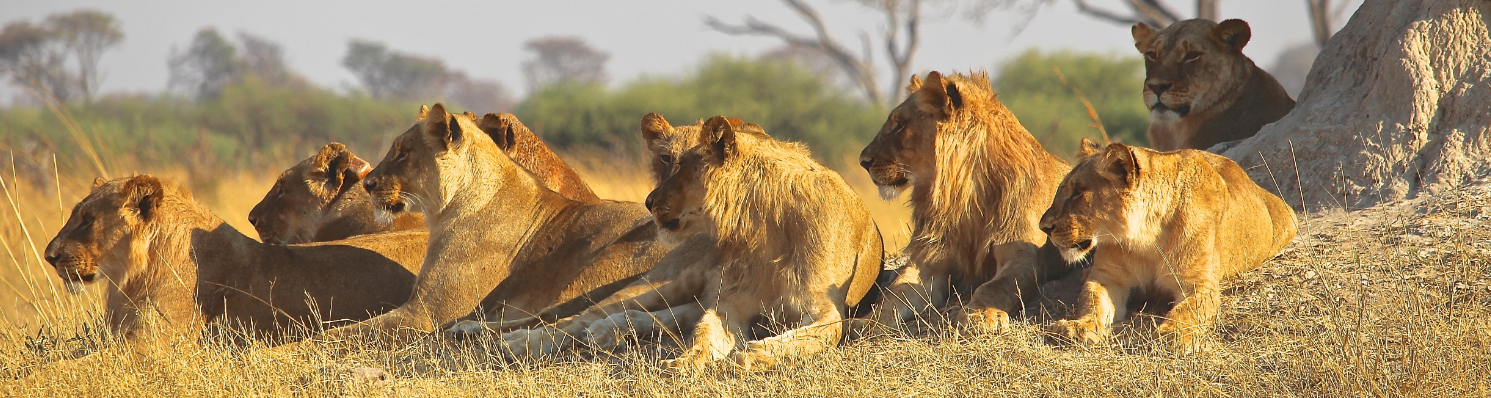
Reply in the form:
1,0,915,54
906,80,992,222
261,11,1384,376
860,70,1083,332
1040,139,1296,352
42,176,426,356
1133,18,1295,151
292,104,674,347
648,116,883,371
248,110,598,245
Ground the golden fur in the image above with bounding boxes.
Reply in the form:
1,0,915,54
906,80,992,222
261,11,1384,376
446,114,879,369
42,176,426,354
650,116,882,370
248,143,422,244
1040,139,1297,352
296,104,670,346
859,70,1081,331
1132,19,1295,151
249,112,597,245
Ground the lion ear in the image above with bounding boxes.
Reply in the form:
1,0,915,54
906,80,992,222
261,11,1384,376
422,103,463,147
1100,143,1141,185
323,143,367,193
92,177,107,189
478,113,519,151
700,115,737,162
906,74,923,95
915,72,963,118
417,104,430,120
1132,23,1157,52
120,175,164,222
1077,138,1104,159
640,113,674,147
1214,19,1251,51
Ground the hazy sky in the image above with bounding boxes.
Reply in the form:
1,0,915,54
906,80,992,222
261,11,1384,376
3,0,1361,99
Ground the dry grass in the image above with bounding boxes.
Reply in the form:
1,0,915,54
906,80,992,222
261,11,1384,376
0,149,1488,396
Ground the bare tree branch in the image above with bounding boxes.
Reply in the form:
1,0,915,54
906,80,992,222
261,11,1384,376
1071,0,1146,26
705,0,885,105
1070,0,1210,28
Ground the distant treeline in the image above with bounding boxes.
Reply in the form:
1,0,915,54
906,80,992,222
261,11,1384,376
0,50,1147,181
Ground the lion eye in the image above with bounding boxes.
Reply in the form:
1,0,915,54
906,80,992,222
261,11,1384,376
892,121,906,134
395,151,407,161
1183,51,1202,62
1145,52,1158,61
77,214,94,230
658,154,674,166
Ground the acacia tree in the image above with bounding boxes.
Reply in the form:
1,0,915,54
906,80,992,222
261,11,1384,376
521,36,609,90
168,28,243,100
45,10,122,101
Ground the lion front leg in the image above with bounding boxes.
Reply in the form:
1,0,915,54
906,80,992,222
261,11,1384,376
1045,263,1131,347
1154,260,1223,355
869,263,949,331
586,302,704,351
732,294,845,371
664,298,751,372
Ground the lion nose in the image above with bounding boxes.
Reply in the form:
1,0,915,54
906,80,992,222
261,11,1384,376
362,179,377,193
248,214,260,227
43,247,60,265
1039,219,1055,235
644,196,655,211
1146,82,1172,95
859,156,874,170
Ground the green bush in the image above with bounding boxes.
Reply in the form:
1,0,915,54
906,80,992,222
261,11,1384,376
515,54,885,161
994,49,1150,159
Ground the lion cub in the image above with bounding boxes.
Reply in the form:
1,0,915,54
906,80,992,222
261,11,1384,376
647,116,883,371
1040,139,1296,352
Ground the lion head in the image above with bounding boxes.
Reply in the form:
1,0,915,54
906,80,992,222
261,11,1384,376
362,104,488,223
248,143,371,245
44,176,178,294
644,116,738,248
857,72,957,201
1132,19,1254,121
640,113,765,186
1039,139,1139,262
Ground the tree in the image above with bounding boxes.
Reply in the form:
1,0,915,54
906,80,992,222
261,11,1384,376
237,32,292,86
45,10,122,101
521,36,609,90
446,71,515,113
1220,0,1491,210
1305,0,1353,46
993,50,1150,157
706,0,1006,107
1064,0,1216,28
0,21,75,102
342,39,449,101
168,27,244,100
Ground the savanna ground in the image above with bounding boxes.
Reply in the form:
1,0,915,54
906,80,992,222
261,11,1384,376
0,144,1487,397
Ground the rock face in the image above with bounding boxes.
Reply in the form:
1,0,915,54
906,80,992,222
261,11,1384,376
1222,0,1491,210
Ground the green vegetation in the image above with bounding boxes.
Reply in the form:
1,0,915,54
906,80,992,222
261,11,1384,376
515,54,885,160
994,49,1150,159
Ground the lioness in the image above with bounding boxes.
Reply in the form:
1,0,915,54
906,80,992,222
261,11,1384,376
248,143,423,245
248,110,598,245
298,104,670,345
1133,18,1295,151
647,115,883,370
859,71,1083,331
1040,139,1297,352
42,175,426,354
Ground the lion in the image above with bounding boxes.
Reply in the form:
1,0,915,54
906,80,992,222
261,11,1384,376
643,115,882,371
292,103,673,347
859,70,1084,332
445,114,878,361
1132,18,1295,151
247,143,423,245
248,110,598,245
41,175,426,355
1040,139,1297,352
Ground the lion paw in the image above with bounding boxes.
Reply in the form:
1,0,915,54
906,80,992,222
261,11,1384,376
444,320,491,338
952,306,1010,333
501,326,566,359
729,342,780,372
1155,322,1209,355
1044,319,1104,347
662,349,712,373
585,310,648,351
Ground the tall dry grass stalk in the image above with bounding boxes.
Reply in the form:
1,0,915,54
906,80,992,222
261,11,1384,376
0,104,1485,395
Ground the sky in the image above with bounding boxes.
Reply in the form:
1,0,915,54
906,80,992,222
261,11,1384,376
2,0,1362,100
